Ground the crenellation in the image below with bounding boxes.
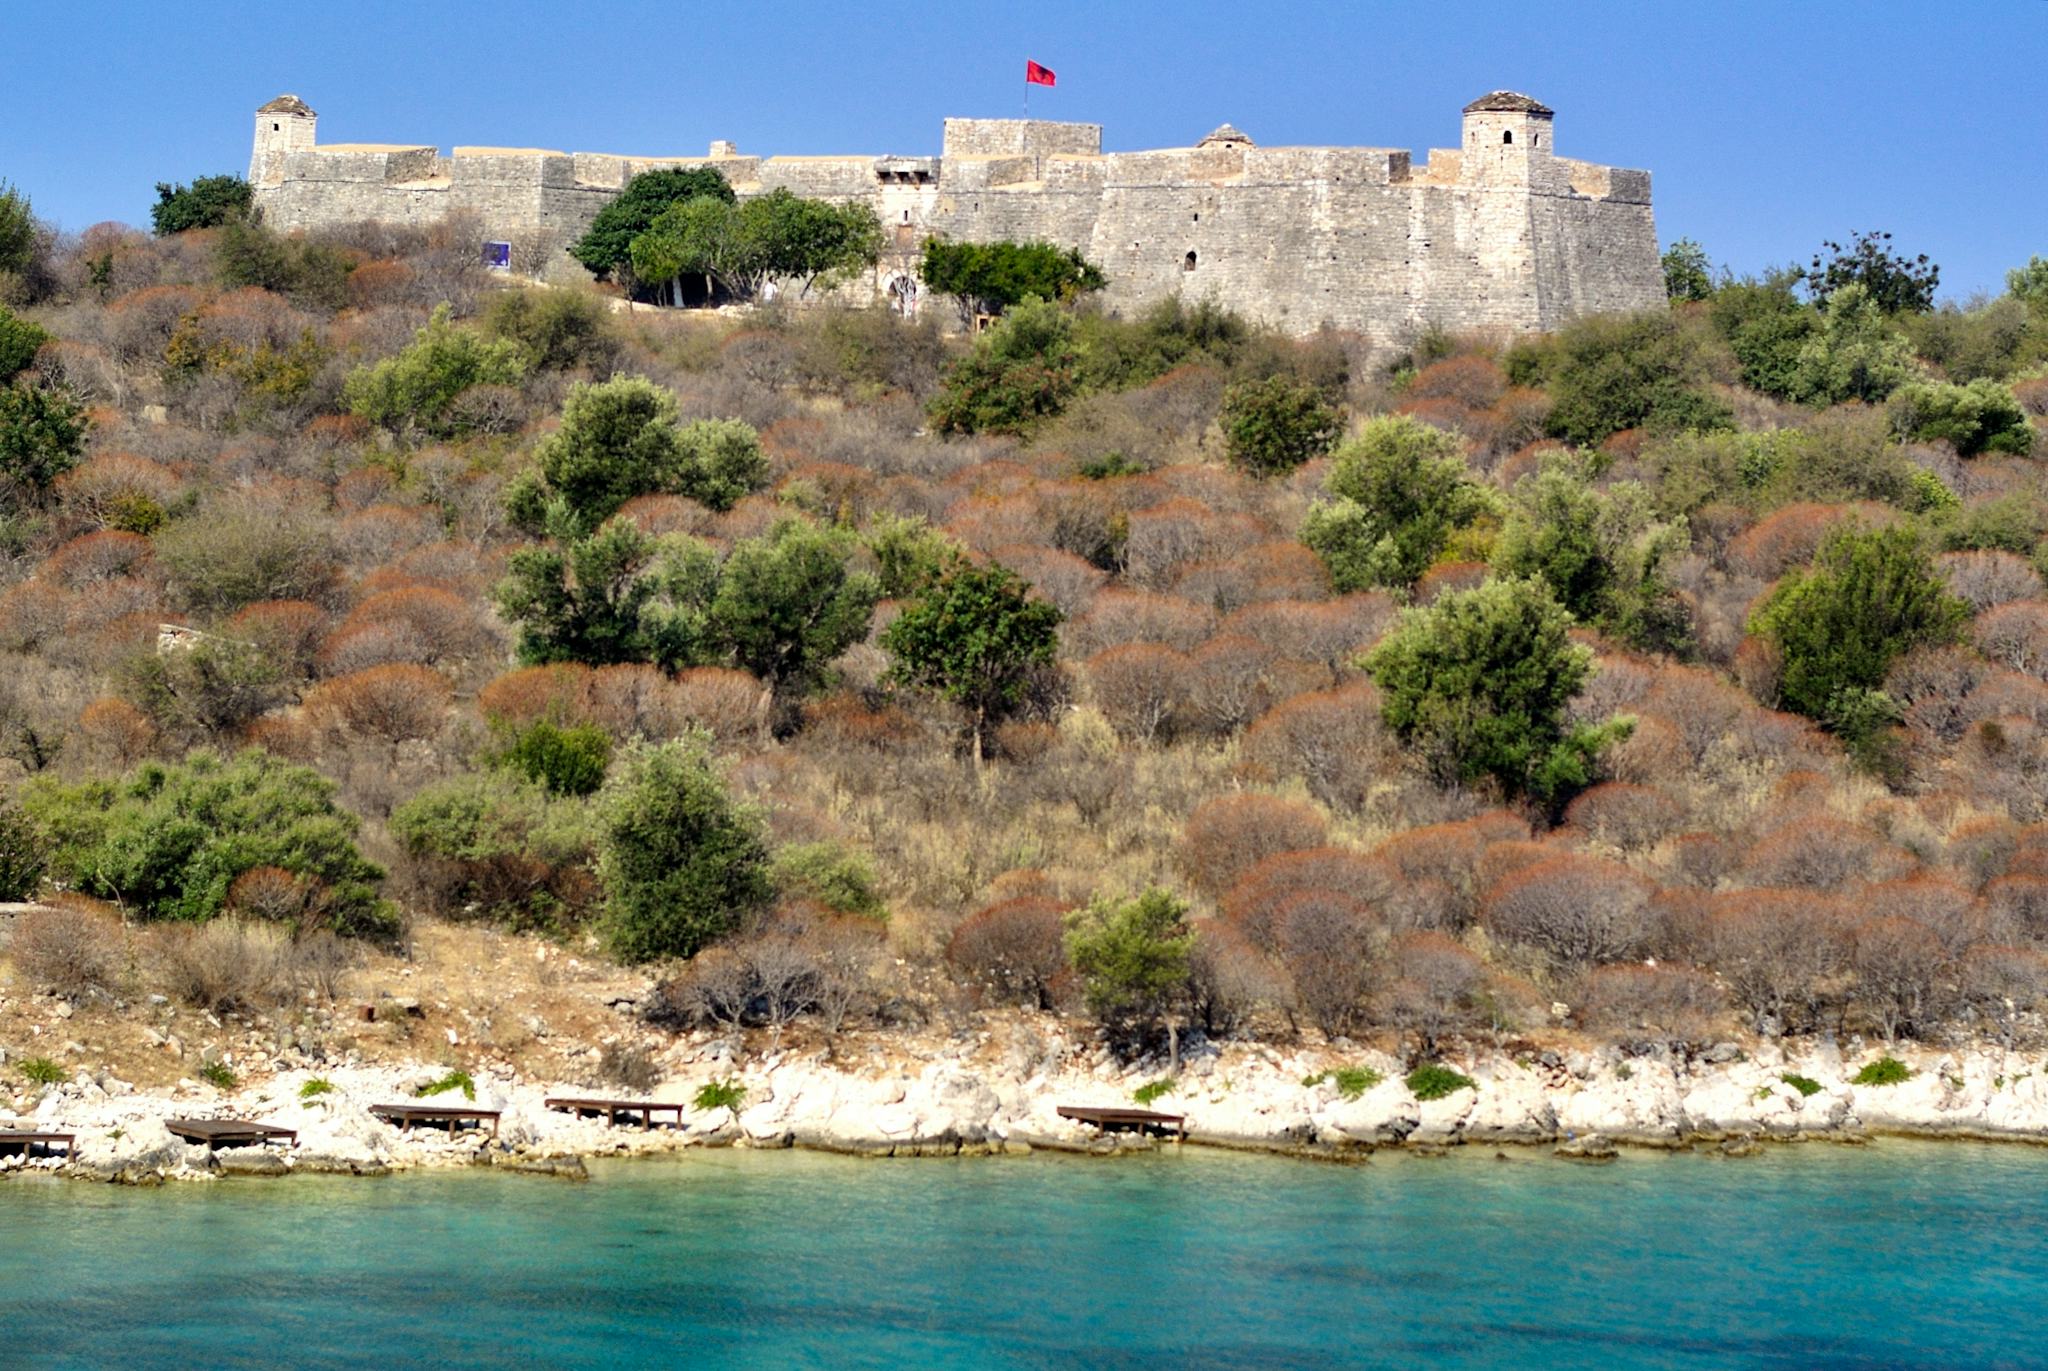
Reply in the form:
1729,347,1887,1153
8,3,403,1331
249,91,1661,341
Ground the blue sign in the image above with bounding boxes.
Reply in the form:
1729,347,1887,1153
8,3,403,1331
482,241,511,270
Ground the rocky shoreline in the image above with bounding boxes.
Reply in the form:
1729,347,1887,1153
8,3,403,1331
10,1029,2048,1185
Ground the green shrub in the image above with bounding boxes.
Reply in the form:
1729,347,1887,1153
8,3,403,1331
1781,1073,1823,1097
151,502,336,616
481,288,619,373
0,306,48,382
1072,296,1252,391
1536,310,1734,445
693,1078,747,1114
1299,415,1491,591
1076,452,1147,480
1365,576,1628,803
214,219,349,310
1786,284,1915,406
1750,523,1969,723
150,175,253,234
21,749,393,938
1406,1063,1476,1101
496,719,612,797
1132,1078,1176,1106
0,381,87,496
769,841,886,919
1218,374,1342,477
1889,379,2034,457
343,305,526,439
198,1061,238,1090
1851,1056,1912,1087
1330,1066,1383,1100
299,1078,335,1100
417,1069,476,1101
18,1056,66,1086
0,800,45,901
389,771,599,931
597,737,772,963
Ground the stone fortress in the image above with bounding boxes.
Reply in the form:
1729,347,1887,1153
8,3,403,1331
248,91,1662,341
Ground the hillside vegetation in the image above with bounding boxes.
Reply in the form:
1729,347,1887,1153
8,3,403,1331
4,178,2048,1065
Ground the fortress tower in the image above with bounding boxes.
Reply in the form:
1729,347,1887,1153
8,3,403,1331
249,94,317,187
1458,91,1556,188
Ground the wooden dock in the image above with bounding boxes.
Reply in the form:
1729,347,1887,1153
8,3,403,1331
370,1104,501,1137
1056,1105,1187,1140
164,1119,298,1150
544,1097,686,1129
0,1129,75,1158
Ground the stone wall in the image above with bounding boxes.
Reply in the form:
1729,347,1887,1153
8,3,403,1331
248,94,1663,342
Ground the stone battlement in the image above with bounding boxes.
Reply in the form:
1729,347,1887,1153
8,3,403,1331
247,92,1661,340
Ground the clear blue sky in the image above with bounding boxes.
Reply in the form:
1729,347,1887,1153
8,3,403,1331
5,0,2043,299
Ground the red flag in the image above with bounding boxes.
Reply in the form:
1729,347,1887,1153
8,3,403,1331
1026,60,1056,87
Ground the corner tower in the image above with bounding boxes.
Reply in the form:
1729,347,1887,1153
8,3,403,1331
1458,90,1553,187
250,94,317,187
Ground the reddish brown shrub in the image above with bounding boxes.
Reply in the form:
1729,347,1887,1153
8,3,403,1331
226,600,328,677
1222,595,1395,677
1067,587,1215,655
1274,891,1383,1036
1383,930,1486,1056
1222,846,1382,953
1851,915,1951,1041
301,664,452,744
947,897,1069,1009
477,664,589,727
1725,502,1880,579
10,900,123,998
1186,920,1287,1036
43,531,155,589
1575,963,1723,1043
1562,782,1683,852
1239,681,1384,811
1976,601,2048,679
1704,891,1851,1032
75,696,157,769
1086,642,1188,744
1406,354,1507,409
1480,855,1654,967
1940,551,2042,612
1740,819,1914,890
1180,793,1328,897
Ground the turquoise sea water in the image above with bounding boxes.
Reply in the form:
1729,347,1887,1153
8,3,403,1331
4,1143,2047,1369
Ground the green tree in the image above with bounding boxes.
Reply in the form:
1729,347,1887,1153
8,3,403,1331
150,175,254,234
1804,230,1939,315
738,188,884,298
508,376,766,534
21,750,392,937
1492,453,1691,653
927,297,1081,435
882,557,1063,765
0,382,87,498
0,182,36,279
1365,577,1628,804
1662,238,1714,302
343,305,526,439
597,736,772,962
1219,374,1343,477
630,195,743,306
918,238,1107,320
0,307,49,382
481,288,619,373
1788,283,1916,406
1064,887,1195,1062
1299,415,1492,591
497,520,718,669
2011,256,2048,312
709,520,879,702
1888,378,2034,457
571,167,735,282
1750,523,1969,724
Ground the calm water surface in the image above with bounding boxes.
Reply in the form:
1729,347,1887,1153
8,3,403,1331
3,1142,2046,1369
